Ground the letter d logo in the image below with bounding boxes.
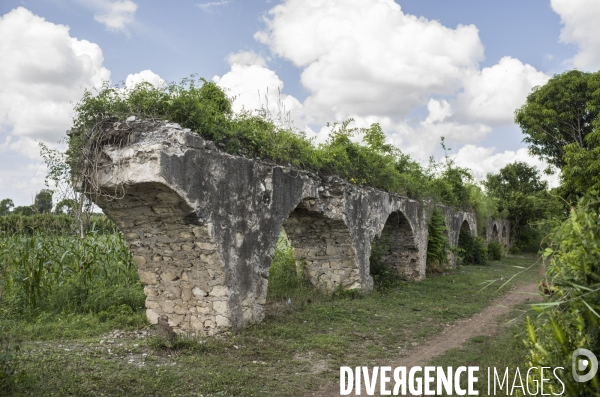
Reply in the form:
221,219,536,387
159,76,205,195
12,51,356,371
572,348,598,382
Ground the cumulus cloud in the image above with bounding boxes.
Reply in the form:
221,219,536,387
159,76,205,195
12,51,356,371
451,145,559,187
227,51,267,68
551,0,600,70
454,57,549,125
251,0,553,167
0,7,110,155
213,52,302,122
256,0,484,123
125,69,165,89
92,0,138,32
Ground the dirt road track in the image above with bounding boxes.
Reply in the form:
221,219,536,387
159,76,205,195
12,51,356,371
308,282,542,397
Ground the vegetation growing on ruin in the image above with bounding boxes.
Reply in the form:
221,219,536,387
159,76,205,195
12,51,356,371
425,208,451,272
68,78,489,213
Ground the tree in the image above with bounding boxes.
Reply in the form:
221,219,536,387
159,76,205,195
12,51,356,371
39,142,93,237
484,162,560,251
0,199,14,216
515,70,600,169
54,198,77,215
560,129,600,201
12,205,36,216
34,189,53,214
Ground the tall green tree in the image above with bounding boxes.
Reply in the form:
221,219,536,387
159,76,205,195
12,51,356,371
0,199,14,216
515,70,600,169
484,162,559,251
34,189,53,214
560,129,600,200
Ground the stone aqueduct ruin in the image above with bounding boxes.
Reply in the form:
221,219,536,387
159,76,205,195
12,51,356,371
91,120,510,336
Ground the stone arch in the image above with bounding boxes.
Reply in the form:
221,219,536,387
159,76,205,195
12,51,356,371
492,224,499,241
456,219,476,254
282,202,360,292
372,210,419,280
98,182,228,336
460,219,472,235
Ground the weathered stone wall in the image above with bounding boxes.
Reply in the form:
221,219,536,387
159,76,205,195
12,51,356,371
374,211,420,280
482,218,511,249
92,120,483,335
438,205,478,268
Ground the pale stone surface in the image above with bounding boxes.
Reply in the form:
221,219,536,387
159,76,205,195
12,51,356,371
90,120,496,336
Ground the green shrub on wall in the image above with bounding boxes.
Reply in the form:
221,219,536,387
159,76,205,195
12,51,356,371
457,228,486,266
68,78,492,212
426,208,451,272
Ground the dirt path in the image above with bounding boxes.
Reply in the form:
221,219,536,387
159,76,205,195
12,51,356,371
308,281,542,397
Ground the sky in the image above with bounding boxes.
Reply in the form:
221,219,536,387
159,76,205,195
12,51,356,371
1,0,599,206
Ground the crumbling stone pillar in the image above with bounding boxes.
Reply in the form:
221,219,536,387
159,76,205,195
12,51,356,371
98,183,230,336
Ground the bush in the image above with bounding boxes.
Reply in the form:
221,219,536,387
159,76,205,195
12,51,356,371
68,78,489,211
426,208,451,272
267,231,303,300
524,196,600,396
486,241,503,260
369,233,400,291
457,229,486,266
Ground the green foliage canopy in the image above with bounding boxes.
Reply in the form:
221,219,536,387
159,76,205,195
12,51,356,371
0,199,13,216
484,161,560,251
515,70,600,169
526,195,600,396
34,190,53,214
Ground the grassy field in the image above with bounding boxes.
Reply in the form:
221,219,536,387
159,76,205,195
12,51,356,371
2,254,542,396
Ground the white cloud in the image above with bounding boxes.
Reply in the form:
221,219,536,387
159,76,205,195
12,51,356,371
451,145,559,187
125,69,165,89
93,0,138,32
252,0,552,166
425,99,453,123
197,1,231,12
213,55,302,123
0,7,111,157
256,0,484,123
551,0,600,70
454,57,550,125
227,51,267,68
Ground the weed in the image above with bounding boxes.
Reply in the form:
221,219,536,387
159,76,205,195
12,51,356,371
487,240,503,260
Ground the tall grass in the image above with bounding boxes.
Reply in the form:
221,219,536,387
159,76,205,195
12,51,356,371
0,232,144,317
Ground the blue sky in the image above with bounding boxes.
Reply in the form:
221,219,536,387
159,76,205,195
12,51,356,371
1,0,599,205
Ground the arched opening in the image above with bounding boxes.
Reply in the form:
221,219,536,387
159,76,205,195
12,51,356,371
491,224,499,241
370,210,419,282
281,204,360,292
502,225,508,248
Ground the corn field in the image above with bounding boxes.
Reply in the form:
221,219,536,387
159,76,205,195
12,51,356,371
0,231,144,317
